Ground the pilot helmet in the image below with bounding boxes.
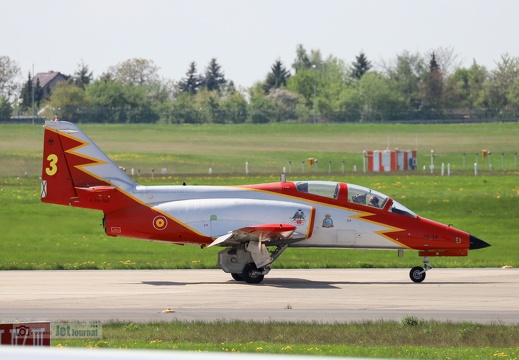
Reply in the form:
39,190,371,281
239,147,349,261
369,196,379,206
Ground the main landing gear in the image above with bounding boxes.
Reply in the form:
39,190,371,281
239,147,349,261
219,244,288,284
409,257,433,283
230,263,268,284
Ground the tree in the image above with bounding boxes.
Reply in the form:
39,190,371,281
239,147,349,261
313,55,350,121
286,68,315,108
292,44,311,73
201,58,227,93
0,96,12,121
443,61,488,110
85,80,158,123
443,67,470,109
226,80,237,95
19,72,33,110
221,91,248,124
19,72,43,111
166,92,203,124
72,61,93,89
0,55,21,100
420,52,444,112
267,88,301,122
351,52,372,80
248,86,276,123
484,53,519,110
465,61,489,109
382,50,427,110
426,46,461,77
45,82,89,122
287,53,350,121
263,59,291,93
177,62,202,95
334,87,362,122
308,49,323,68
359,72,406,121
193,89,226,124
106,58,160,86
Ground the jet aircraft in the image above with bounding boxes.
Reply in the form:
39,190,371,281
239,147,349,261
40,120,490,284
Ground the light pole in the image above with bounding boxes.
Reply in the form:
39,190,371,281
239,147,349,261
32,64,35,125
312,64,317,124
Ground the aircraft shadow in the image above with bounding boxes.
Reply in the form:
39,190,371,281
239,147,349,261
141,281,225,287
142,279,491,290
260,278,492,289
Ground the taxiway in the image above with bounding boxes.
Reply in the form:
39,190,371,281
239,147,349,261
0,268,517,324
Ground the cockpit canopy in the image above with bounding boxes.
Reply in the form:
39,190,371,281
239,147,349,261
293,180,417,218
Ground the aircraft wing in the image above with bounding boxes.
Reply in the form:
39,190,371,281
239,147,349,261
208,223,301,247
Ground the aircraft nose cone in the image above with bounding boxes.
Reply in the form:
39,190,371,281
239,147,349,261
469,235,491,250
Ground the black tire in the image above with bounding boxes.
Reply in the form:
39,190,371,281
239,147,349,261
410,266,426,283
242,263,264,284
231,273,244,281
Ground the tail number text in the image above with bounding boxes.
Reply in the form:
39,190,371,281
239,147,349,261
45,154,58,176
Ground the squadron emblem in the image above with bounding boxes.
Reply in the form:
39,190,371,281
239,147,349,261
322,214,334,228
291,209,306,226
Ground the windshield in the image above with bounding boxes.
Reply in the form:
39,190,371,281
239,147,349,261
389,199,417,217
294,181,339,199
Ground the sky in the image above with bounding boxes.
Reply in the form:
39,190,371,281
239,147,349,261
2,0,518,88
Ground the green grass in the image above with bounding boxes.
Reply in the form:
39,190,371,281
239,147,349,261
2,122,519,177
0,173,516,270
54,320,519,359
1,120,518,270
2,122,519,358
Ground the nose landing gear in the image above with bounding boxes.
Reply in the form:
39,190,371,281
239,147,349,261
409,257,433,283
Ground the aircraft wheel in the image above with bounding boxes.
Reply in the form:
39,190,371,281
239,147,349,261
410,266,426,283
242,263,264,284
231,273,244,281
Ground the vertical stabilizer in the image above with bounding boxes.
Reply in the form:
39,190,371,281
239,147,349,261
41,120,136,207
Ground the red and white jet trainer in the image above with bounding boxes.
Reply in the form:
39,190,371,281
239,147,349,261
41,120,490,284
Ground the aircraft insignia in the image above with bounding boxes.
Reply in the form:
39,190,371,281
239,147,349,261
153,215,168,230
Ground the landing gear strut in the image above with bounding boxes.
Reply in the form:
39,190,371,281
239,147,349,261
409,257,433,283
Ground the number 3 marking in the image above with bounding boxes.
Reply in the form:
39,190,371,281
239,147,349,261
45,154,58,176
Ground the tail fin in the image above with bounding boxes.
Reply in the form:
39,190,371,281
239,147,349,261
41,120,136,208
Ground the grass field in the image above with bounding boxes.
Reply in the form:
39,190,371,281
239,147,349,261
0,172,517,270
1,122,518,358
54,320,519,359
2,121,519,177
1,121,518,270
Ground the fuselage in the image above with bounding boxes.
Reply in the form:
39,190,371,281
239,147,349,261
99,180,472,256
